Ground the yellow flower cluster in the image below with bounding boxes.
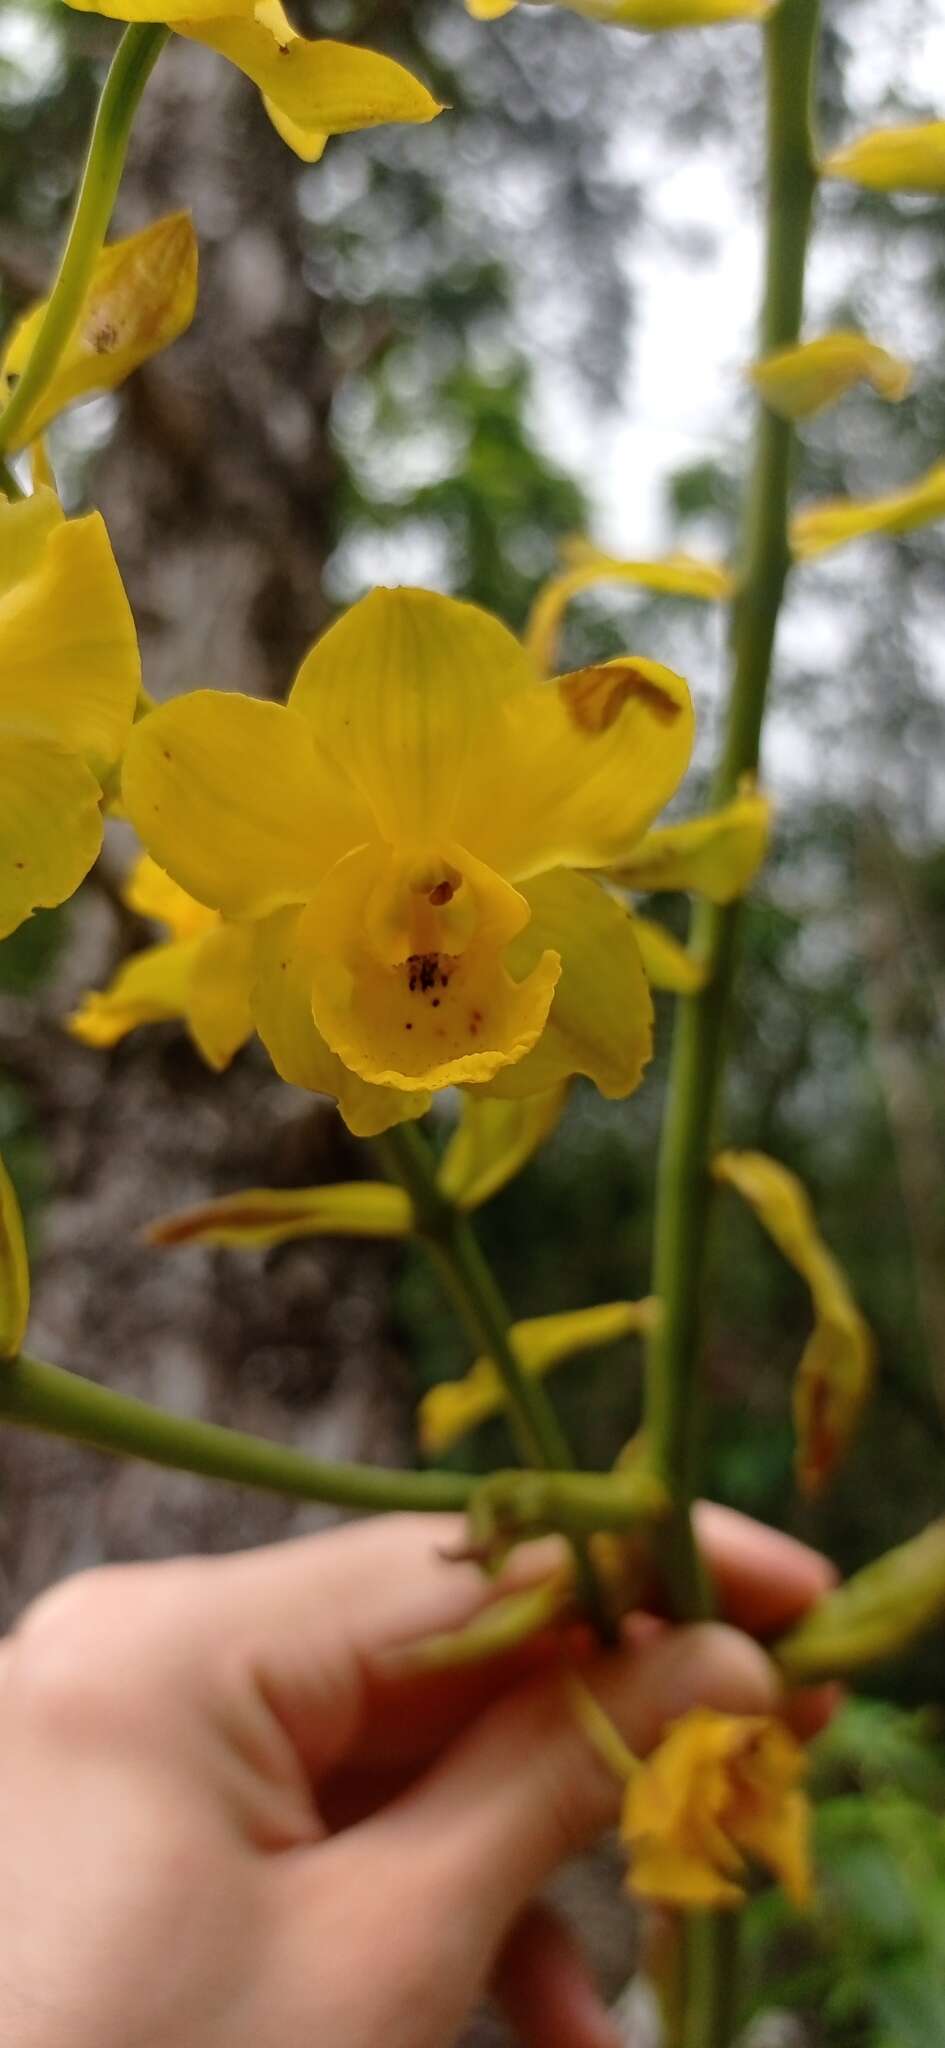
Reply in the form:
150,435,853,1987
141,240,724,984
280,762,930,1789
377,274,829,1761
0,150,783,1143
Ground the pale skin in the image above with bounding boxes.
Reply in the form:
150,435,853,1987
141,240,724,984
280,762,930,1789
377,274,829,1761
0,1504,834,2048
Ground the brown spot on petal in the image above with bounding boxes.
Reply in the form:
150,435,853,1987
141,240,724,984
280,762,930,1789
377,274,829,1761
92,320,118,354
560,662,682,734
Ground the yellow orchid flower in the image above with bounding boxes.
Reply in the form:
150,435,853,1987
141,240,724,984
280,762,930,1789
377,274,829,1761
122,587,694,1135
0,489,139,940
714,1150,875,1495
0,215,197,452
526,539,733,675
749,332,911,423
822,120,945,193
68,853,253,1072
622,1707,811,1910
791,457,945,560
468,0,773,28
420,1298,659,1453
0,1152,30,1359
62,0,443,163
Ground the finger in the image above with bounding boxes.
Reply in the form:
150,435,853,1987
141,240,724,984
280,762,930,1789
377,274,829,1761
337,1621,778,1954
783,1680,843,1741
694,1502,837,1637
21,1515,560,1782
336,1503,831,1772
493,1903,623,2048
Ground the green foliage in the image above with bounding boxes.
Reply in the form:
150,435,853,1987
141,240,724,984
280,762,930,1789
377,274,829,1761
0,906,67,998
335,362,586,629
742,1701,945,2047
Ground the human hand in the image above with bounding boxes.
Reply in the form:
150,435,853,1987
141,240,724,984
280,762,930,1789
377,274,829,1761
0,1506,833,2048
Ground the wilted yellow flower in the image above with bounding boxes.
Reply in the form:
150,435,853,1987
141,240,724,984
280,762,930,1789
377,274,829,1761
68,853,253,1072
526,539,733,675
713,1149,874,1494
775,1517,945,1684
791,458,945,560
622,1708,811,1910
123,587,694,1135
420,1297,658,1452
468,0,772,28
146,1089,566,1247
0,1152,29,1359
149,1179,412,1249
0,216,197,452
749,332,911,422
62,1,443,163
0,489,139,939
822,121,945,193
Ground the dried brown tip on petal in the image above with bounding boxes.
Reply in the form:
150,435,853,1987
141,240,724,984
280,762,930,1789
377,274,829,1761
560,663,683,735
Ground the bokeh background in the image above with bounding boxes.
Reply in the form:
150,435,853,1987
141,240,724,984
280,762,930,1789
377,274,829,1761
2,1,945,2038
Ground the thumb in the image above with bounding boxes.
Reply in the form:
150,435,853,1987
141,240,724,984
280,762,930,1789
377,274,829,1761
352,1622,778,1955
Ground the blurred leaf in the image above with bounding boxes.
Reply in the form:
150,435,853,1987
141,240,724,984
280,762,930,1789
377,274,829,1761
0,904,67,994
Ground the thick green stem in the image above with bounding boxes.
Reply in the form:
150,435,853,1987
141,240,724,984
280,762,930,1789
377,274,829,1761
380,1121,572,1470
379,1122,614,1633
0,25,168,455
0,1353,472,1514
642,8,820,2044
681,1915,741,2048
468,1461,670,1559
643,0,820,1625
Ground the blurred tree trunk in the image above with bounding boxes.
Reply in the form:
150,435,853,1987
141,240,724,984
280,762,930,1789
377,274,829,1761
0,39,406,1614
99,39,339,700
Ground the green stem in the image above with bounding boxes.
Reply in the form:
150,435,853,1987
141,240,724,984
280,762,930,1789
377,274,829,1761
379,1121,614,1634
681,1915,741,2048
0,1352,472,1514
380,1122,571,1470
0,456,24,500
468,1461,670,1557
0,25,168,456
643,0,820,1626
642,8,820,2045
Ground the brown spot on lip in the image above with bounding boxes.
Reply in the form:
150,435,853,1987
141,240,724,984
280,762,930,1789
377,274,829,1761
560,662,682,734
407,952,450,996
